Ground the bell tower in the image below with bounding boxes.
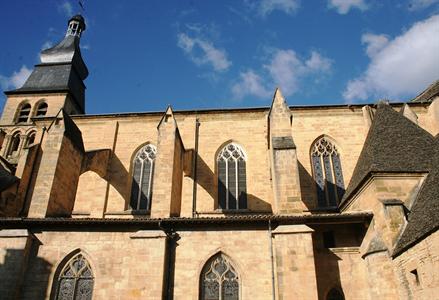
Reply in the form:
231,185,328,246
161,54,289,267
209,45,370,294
0,15,89,163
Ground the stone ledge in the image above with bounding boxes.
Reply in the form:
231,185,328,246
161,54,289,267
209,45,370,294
272,224,314,235
0,229,30,238
130,230,167,239
329,247,360,254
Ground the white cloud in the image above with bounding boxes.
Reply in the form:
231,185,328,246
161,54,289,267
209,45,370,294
232,49,332,99
232,70,271,99
0,66,32,90
58,1,73,17
361,33,389,58
408,0,439,10
328,0,368,14
257,0,300,16
265,49,332,95
343,15,439,102
177,32,231,72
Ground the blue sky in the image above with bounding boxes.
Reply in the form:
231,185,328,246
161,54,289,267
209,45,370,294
0,0,438,114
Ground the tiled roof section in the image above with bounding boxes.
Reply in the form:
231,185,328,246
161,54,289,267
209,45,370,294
0,212,373,227
393,137,439,256
0,158,18,192
341,102,436,204
411,80,439,102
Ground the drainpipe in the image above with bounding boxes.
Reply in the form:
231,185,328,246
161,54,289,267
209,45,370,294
192,118,200,217
159,221,179,300
269,219,276,300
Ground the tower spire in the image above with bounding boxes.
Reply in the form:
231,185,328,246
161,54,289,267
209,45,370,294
66,14,86,37
5,14,89,114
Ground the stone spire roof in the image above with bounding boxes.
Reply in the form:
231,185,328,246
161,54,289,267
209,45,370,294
341,102,436,205
5,15,89,113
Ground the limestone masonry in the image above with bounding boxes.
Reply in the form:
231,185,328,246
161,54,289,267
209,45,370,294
0,14,438,300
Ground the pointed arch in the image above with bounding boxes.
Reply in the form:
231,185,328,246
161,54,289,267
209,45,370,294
310,135,345,207
199,252,240,300
130,143,157,211
51,250,94,300
216,142,247,210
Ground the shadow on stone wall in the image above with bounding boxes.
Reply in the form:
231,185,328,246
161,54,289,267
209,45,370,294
21,238,53,299
298,160,317,211
0,244,52,299
195,153,272,213
312,224,365,299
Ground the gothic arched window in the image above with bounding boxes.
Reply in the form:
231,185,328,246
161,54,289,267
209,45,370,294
54,253,94,300
311,137,345,207
35,101,48,117
130,144,157,211
200,253,239,300
326,287,345,300
16,103,31,123
217,143,247,210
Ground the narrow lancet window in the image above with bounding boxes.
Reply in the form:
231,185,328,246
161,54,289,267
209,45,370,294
311,137,345,207
217,143,247,210
200,253,239,300
55,253,94,300
130,144,157,211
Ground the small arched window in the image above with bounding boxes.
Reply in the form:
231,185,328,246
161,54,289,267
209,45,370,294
130,144,157,211
217,143,247,210
54,253,94,300
26,131,36,147
7,132,21,157
16,103,31,123
200,253,239,300
311,137,345,207
35,101,48,117
327,287,345,300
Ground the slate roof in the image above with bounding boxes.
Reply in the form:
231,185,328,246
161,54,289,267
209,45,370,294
0,212,373,228
0,157,18,192
341,102,436,204
393,136,439,256
411,80,439,102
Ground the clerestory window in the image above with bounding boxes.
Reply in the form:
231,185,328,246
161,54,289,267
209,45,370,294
217,143,247,210
54,253,94,300
311,137,345,207
200,253,239,300
130,144,157,211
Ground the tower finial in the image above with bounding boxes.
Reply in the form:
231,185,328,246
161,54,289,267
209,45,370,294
66,15,86,37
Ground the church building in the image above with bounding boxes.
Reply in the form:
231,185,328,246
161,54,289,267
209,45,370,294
0,14,438,300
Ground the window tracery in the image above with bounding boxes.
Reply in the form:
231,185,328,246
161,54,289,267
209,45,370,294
55,253,94,300
217,143,247,210
311,137,345,207
200,253,239,300
130,144,157,211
